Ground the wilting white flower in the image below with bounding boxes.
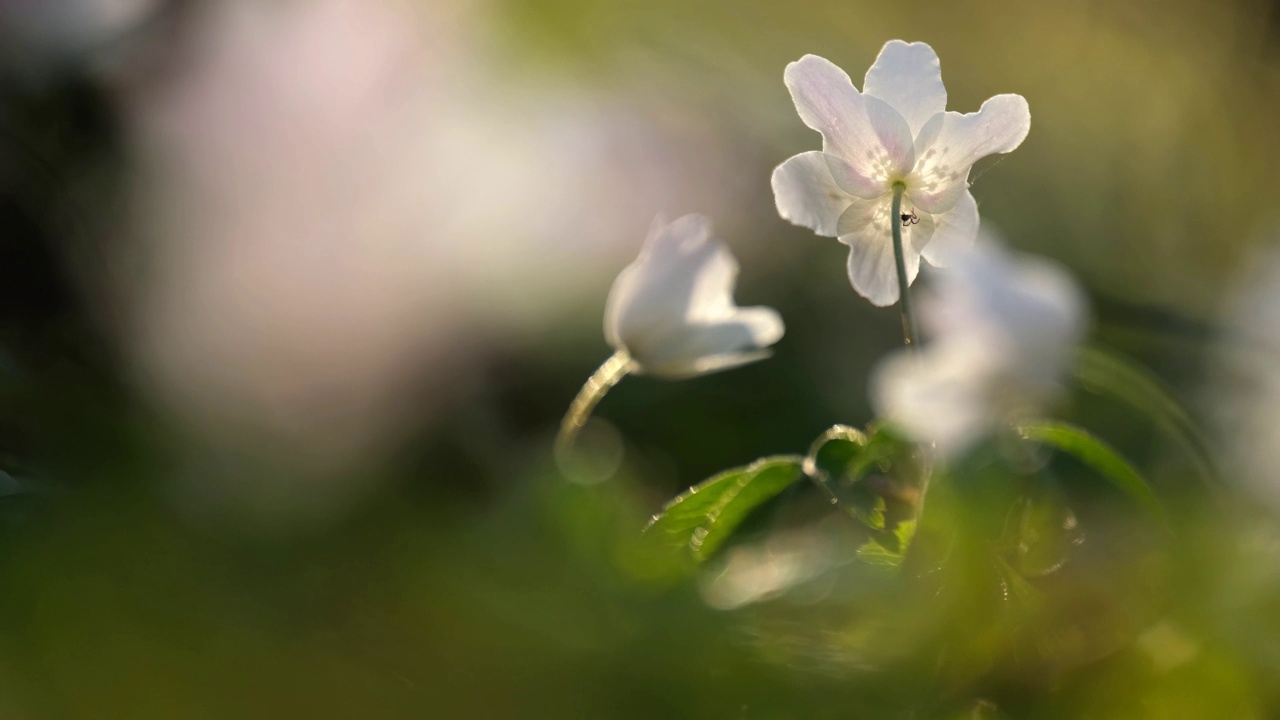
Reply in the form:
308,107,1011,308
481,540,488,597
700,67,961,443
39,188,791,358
604,215,784,378
772,40,1030,306
870,238,1086,458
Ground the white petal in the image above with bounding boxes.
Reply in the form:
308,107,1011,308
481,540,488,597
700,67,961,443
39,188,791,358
821,153,890,200
861,95,917,184
732,306,786,348
845,235,910,308
685,236,742,321
908,94,1031,213
870,341,999,458
647,349,773,379
862,40,947,138
958,245,1085,380
836,197,933,306
603,262,646,352
874,238,1088,460
919,239,1087,393
639,307,785,379
771,151,853,237
603,214,714,353
783,54,914,193
604,215,784,377
920,190,979,267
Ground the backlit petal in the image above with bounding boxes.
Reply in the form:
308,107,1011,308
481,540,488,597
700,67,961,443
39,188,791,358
638,308,784,378
604,214,712,352
908,94,1030,213
863,40,947,137
771,151,853,236
604,215,784,377
920,190,979,267
784,54,914,188
836,198,933,306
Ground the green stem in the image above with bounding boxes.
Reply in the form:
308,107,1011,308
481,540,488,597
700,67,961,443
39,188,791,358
890,183,919,351
890,184,930,541
555,351,633,457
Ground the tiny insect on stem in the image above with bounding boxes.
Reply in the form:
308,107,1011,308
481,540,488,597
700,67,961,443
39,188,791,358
890,184,920,352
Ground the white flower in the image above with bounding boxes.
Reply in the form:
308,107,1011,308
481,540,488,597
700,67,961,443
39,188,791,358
772,40,1031,306
870,238,1087,458
604,215,784,378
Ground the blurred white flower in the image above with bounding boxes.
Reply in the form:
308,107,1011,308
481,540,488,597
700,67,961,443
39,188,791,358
870,238,1086,458
772,41,1030,306
605,215,784,378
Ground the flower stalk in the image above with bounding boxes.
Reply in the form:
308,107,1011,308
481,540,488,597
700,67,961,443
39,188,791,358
890,183,920,351
556,351,634,456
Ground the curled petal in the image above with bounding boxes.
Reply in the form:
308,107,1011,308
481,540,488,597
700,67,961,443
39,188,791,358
604,214,784,378
862,40,947,137
771,151,853,237
604,214,711,350
908,94,1031,213
920,190,979,267
783,54,914,189
639,308,785,378
836,198,934,306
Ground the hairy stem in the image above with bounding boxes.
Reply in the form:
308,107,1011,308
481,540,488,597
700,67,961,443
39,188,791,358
890,183,920,351
555,351,633,456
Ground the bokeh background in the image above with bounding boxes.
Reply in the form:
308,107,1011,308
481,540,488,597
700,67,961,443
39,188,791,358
2,0,1280,717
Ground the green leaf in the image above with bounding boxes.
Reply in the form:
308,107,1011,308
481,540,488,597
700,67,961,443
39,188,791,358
1006,485,1080,578
644,456,805,561
856,538,905,567
1016,421,1167,523
807,424,911,482
805,425,868,478
806,424,926,563
993,556,1044,610
1073,345,1217,484
855,518,919,567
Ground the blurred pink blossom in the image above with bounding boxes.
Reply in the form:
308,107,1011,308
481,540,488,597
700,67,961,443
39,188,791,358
104,0,740,520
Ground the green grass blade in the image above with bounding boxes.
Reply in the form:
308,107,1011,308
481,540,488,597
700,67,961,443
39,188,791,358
1016,421,1168,524
1073,344,1217,485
